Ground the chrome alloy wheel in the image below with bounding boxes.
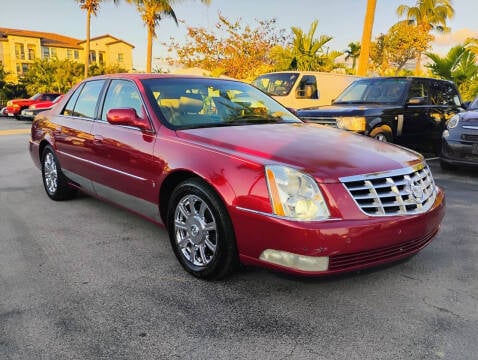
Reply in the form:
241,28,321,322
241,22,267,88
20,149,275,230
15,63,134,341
174,194,218,267
43,152,58,194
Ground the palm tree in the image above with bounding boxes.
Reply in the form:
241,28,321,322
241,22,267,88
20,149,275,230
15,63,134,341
290,20,333,71
397,0,454,74
128,0,210,73
357,0,377,76
76,0,118,79
344,42,361,73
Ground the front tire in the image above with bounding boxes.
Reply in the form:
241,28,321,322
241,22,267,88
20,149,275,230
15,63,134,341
167,178,239,280
41,145,76,200
369,125,393,142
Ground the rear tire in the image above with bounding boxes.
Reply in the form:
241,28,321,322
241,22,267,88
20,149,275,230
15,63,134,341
41,145,76,200
167,178,239,280
369,125,393,142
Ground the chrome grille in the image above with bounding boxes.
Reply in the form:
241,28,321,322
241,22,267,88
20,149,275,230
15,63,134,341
301,117,337,127
340,164,437,216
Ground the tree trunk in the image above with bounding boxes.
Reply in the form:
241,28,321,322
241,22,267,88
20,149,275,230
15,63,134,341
84,10,91,79
357,0,377,76
146,27,153,73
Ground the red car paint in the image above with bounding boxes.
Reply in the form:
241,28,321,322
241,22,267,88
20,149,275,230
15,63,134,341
29,74,445,278
6,93,61,117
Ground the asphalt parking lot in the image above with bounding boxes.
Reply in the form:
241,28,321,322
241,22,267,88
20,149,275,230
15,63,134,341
1,116,477,360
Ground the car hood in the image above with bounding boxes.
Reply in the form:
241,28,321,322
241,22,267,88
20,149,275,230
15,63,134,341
461,109,478,125
297,104,398,117
177,123,422,183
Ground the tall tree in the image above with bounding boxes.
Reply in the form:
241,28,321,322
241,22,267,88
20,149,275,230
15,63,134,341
77,0,118,79
397,0,454,74
344,42,361,73
357,0,377,75
129,0,210,73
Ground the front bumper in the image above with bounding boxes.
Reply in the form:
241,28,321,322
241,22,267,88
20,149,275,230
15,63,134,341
442,138,478,167
232,187,445,276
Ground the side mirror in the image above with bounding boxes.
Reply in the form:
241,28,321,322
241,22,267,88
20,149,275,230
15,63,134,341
106,108,151,131
462,101,471,110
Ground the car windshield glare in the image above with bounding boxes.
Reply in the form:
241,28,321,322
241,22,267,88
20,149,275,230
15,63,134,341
142,78,301,129
334,79,408,104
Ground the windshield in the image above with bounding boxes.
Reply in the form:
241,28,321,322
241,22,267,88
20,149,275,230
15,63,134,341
334,78,409,105
252,73,299,96
469,96,478,110
142,78,301,129
30,93,42,100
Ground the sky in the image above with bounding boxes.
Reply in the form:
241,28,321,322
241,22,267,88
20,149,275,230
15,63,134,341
1,0,477,71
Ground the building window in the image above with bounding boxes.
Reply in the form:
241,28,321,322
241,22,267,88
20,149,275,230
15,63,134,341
89,50,96,63
67,49,73,59
27,45,36,60
74,50,79,60
42,47,57,59
16,63,30,75
15,43,25,60
117,53,124,63
98,51,105,65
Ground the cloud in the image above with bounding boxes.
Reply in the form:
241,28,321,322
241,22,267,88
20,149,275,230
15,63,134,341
433,28,478,47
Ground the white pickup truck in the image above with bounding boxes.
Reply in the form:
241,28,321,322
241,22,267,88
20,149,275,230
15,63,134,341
252,71,360,110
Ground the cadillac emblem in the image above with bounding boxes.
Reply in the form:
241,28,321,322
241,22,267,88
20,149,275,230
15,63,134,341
406,178,426,203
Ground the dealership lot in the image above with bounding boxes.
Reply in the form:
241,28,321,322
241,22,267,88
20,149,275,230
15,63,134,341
1,117,477,359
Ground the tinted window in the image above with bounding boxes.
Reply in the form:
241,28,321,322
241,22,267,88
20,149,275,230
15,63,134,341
66,80,105,119
101,80,144,121
334,78,408,104
430,81,461,106
408,79,429,104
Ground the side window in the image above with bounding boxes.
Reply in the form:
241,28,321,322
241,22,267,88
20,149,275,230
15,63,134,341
63,84,84,116
296,75,318,99
430,81,461,106
408,80,429,104
64,80,105,118
101,79,144,121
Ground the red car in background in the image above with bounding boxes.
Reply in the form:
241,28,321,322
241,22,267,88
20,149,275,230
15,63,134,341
6,93,61,119
29,74,445,280
21,95,64,120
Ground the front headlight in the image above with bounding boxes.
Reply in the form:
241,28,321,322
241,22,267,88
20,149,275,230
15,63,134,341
7,101,12,106
447,115,459,129
336,116,366,131
265,165,330,221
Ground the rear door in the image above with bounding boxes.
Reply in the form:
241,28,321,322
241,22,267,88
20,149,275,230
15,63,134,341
53,79,106,193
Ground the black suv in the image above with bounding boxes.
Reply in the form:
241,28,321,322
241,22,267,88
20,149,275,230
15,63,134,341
296,77,465,154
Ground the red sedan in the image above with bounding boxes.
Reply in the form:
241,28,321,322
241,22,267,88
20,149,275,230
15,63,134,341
7,93,61,118
29,74,445,280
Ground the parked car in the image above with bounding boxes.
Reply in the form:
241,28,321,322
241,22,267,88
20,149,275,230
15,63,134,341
252,71,360,110
441,95,478,169
6,93,62,119
29,74,445,280
296,77,465,155
20,95,64,120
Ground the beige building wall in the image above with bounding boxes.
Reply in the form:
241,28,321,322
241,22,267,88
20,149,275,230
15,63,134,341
0,30,134,83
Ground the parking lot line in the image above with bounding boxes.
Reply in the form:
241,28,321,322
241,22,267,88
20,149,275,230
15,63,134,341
0,128,30,136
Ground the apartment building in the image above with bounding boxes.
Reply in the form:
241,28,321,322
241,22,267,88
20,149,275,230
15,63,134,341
0,28,134,83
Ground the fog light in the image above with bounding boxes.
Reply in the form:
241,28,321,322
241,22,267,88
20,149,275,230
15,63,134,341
259,249,329,271
442,129,449,138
